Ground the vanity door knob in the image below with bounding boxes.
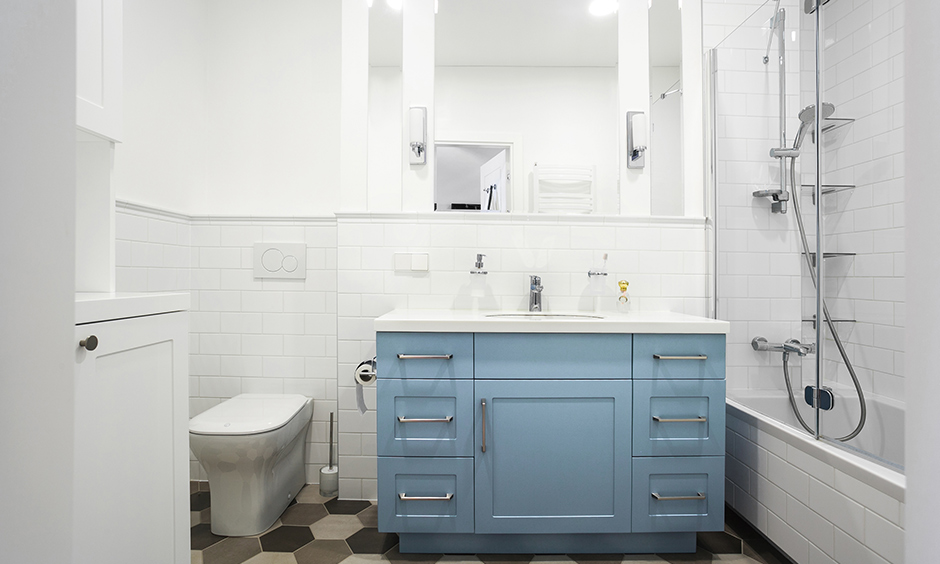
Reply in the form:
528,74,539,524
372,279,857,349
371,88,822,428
80,335,98,351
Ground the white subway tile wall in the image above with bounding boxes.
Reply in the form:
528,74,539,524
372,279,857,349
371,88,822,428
115,204,338,484
116,205,711,497
727,414,904,564
806,0,906,403
712,0,807,393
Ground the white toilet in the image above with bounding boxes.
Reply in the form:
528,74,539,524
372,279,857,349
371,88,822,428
189,394,313,536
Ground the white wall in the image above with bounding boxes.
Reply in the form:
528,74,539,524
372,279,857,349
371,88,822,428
650,66,683,216
0,1,76,560
436,66,620,214
204,0,342,216
905,0,940,560
114,0,209,215
713,0,805,395
116,0,343,217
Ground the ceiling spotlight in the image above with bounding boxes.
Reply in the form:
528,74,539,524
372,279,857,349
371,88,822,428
386,0,402,10
589,0,618,17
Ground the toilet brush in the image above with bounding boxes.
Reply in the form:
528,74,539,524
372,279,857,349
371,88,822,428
319,412,339,497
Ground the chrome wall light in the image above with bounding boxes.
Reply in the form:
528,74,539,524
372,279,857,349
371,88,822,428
409,106,427,165
626,111,647,169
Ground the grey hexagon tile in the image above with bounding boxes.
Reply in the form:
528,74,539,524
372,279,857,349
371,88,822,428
345,527,398,554
714,556,764,563
529,556,575,564
357,505,379,528
621,556,667,563
325,498,373,515
309,514,366,540
337,555,388,564
242,553,299,564
259,525,314,552
280,503,329,527
202,537,262,564
191,524,225,551
192,550,204,564
295,539,354,564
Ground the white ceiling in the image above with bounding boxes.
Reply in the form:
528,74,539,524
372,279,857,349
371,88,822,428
369,0,682,69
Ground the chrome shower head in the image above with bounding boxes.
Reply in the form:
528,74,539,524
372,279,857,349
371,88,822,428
793,102,836,149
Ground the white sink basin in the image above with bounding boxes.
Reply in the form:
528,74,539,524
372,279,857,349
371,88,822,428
485,313,605,320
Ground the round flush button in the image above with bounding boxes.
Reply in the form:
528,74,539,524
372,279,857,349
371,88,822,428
261,248,284,272
282,255,299,272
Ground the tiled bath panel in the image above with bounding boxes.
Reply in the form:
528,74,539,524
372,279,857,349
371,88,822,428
190,482,791,564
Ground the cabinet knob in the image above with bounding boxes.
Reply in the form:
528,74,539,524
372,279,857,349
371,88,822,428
80,335,98,351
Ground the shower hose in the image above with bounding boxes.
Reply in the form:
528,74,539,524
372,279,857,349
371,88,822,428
785,156,867,442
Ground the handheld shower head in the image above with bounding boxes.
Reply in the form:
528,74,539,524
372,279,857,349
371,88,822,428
792,102,836,149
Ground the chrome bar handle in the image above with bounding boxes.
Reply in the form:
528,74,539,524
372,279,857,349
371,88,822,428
653,354,708,360
398,416,453,423
399,493,454,501
481,398,487,453
397,354,453,360
652,416,707,423
652,492,706,501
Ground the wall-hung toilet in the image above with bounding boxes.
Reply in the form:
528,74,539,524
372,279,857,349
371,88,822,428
189,394,313,536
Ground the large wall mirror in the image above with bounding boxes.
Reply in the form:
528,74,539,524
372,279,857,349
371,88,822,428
357,0,702,217
649,0,683,216
433,0,619,214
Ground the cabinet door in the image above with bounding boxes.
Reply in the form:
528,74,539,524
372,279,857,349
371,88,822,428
76,0,122,141
377,379,474,456
474,380,632,534
74,312,188,564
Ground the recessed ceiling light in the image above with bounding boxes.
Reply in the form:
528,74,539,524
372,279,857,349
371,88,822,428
386,0,402,10
589,0,618,17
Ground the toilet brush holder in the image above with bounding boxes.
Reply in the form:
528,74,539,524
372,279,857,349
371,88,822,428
320,411,338,497
319,465,338,497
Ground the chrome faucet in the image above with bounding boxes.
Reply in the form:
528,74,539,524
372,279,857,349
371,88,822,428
528,275,543,312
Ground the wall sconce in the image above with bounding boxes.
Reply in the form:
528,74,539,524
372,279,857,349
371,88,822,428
626,111,647,169
409,106,427,165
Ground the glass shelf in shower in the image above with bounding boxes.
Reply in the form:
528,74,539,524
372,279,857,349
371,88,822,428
802,315,857,329
803,252,856,267
811,117,855,143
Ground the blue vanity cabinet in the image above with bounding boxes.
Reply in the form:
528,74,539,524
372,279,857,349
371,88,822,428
377,328,727,553
473,379,632,534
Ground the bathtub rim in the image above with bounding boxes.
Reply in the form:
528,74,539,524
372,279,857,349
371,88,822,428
726,397,905,502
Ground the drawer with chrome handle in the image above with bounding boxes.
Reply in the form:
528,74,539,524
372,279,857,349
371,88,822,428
633,379,725,457
377,332,472,379
377,457,473,534
377,379,473,457
632,456,724,533
633,334,725,379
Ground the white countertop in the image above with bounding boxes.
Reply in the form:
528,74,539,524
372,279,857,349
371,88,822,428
374,309,730,334
75,292,190,325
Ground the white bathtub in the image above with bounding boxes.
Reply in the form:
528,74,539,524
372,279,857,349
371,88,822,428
725,391,905,564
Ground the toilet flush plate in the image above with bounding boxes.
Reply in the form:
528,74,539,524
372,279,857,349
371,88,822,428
253,242,307,280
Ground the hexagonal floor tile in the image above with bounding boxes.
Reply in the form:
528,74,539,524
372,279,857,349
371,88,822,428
259,525,314,552
356,505,378,528
280,503,329,527
294,539,353,564
344,527,398,554
384,544,442,564
202,537,262,564
191,523,225,551
242,552,299,564
325,498,372,515
309,514,365,540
